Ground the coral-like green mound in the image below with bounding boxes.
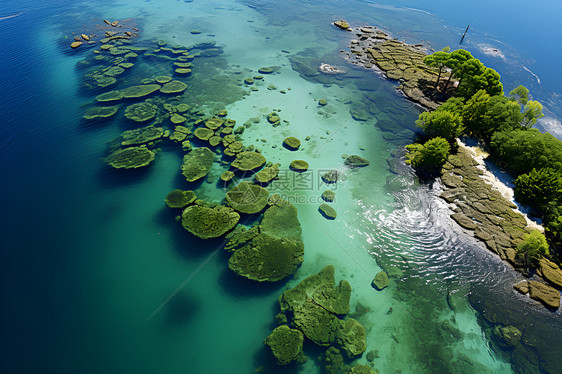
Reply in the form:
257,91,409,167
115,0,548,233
164,189,196,208
347,364,378,374
335,318,367,358
124,102,158,122
194,127,214,141
96,90,124,103
333,20,351,30
83,105,119,120
106,147,155,169
255,163,280,184
160,80,188,94
220,170,235,182
95,76,117,88
322,170,338,184
155,76,172,84
121,84,161,99
170,114,186,125
283,137,301,150
319,99,328,106
231,151,266,171
264,325,304,365
175,68,192,75
345,155,370,167
119,62,134,69
180,147,215,182
121,125,164,146
105,66,125,77
181,204,240,239
224,141,244,156
267,112,281,124
290,160,309,172
227,197,304,282
225,181,269,214
322,191,335,203
169,126,190,142
208,135,222,147
319,203,337,220
205,117,224,130
372,271,389,290
258,67,274,74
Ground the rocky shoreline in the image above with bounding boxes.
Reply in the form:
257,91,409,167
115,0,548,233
335,21,562,310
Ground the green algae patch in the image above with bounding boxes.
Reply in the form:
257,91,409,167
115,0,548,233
319,203,337,220
119,62,134,69
224,141,244,156
106,146,155,169
318,99,327,106
193,127,214,141
322,190,336,202
155,76,172,84
181,204,239,239
180,147,214,182
264,325,304,365
372,271,389,290
221,170,235,183
335,318,367,358
345,155,370,167
348,364,378,374
96,90,124,103
283,137,301,150
121,125,164,146
258,67,274,74
231,151,266,171
173,62,192,68
290,160,309,172
170,114,186,125
205,117,224,130
175,68,192,75
169,126,191,142
225,181,269,214
208,135,222,147
255,163,280,185
160,80,188,94
124,101,158,122
164,189,196,208
83,105,119,120
121,84,161,99
95,76,117,88
105,66,125,77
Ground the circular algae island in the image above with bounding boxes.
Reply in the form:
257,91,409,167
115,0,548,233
181,204,240,239
106,146,155,169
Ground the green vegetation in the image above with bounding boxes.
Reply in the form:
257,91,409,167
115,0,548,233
516,230,549,268
405,137,450,173
408,47,562,262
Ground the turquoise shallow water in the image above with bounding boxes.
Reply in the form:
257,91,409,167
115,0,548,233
1,0,561,373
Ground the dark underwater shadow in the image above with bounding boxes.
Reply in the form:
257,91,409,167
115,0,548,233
163,290,199,326
217,264,289,299
97,162,154,188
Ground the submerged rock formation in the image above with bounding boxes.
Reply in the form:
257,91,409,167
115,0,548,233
180,147,215,182
264,325,304,365
106,146,155,169
181,204,239,239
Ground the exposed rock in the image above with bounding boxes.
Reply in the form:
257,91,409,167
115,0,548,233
319,203,337,220
258,67,274,74
345,155,370,167
283,136,301,150
71,41,82,48
333,20,351,31
513,280,529,294
493,325,522,348
372,271,389,290
264,325,304,365
538,258,562,288
318,99,327,106
322,190,336,202
290,159,309,172
528,281,560,309
451,213,477,230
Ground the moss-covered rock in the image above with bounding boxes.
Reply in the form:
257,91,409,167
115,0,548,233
347,364,378,374
493,325,522,348
322,190,336,202
258,67,274,74
164,189,197,208
335,318,367,358
160,80,188,94
333,20,351,30
255,163,280,184
105,66,125,77
95,76,117,88
83,105,119,120
220,170,235,183
319,99,328,106
106,146,155,169
283,137,301,150
224,141,244,156
345,155,370,167
205,117,224,130
319,203,337,219
169,126,190,142
180,147,215,182
264,325,304,365
244,78,254,85
528,281,560,309
322,170,339,184
267,112,281,124
155,76,172,84
227,197,304,282
96,90,124,103
208,135,222,147
372,271,389,290
325,347,344,374
193,127,214,141
119,62,134,69
181,204,240,239
121,125,164,146
121,84,161,99
290,160,308,172
225,181,269,214
124,101,158,122
170,114,187,125
175,68,192,75
231,151,266,172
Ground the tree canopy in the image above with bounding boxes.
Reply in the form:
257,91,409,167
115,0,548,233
405,137,451,173
415,107,464,139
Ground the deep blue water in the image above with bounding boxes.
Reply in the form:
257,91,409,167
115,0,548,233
1,0,561,373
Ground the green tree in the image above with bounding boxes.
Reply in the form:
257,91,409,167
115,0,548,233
415,109,464,139
443,49,474,91
457,63,503,99
514,168,562,209
522,100,544,127
423,47,450,89
405,137,451,173
516,230,549,268
509,85,529,105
